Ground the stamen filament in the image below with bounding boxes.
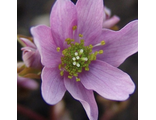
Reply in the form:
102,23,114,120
93,40,106,47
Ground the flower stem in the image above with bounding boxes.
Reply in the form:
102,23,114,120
17,104,47,120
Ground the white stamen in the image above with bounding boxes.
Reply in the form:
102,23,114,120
76,63,80,67
80,49,83,53
76,56,80,60
84,58,88,61
73,62,76,65
72,57,76,61
93,43,101,47
75,52,78,56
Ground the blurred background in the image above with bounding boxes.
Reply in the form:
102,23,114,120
17,0,138,120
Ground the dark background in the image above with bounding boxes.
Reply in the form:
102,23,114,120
17,0,138,120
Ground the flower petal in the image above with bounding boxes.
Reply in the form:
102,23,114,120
20,38,36,49
103,15,120,28
17,75,38,90
76,0,104,45
50,0,77,48
64,77,98,120
22,49,42,69
80,60,135,101
94,20,138,67
41,67,66,105
31,25,61,68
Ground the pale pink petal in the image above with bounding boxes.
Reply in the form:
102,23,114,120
64,77,98,120
22,49,42,69
17,75,38,90
31,25,61,68
20,38,36,49
94,20,138,67
104,6,111,18
80,60,135,101
103,15,120,28
50,0,77,48
42,67,66,105
76,0,104,45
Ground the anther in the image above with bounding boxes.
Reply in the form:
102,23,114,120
60,71,64,76
85,67,89,71
101,40,105,45
89,44,93,49
68,75,72,79
56,47,60,52
80,39,84,44
98,50,103,54
65,38,72,45
73,73,78,77
76,77,80,82
58,64,62,70
79,34,83,38
72,26,77,31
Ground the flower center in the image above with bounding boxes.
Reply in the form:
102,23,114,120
57,26,105,81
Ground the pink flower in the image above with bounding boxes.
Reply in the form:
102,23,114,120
20,38,42,69
31,0,138,120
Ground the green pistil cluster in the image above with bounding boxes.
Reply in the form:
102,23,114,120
58,38,104,82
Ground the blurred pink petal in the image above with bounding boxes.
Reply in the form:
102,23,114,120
103,15,120,28
103,6,120,28
17,75,38,90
